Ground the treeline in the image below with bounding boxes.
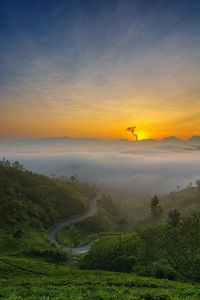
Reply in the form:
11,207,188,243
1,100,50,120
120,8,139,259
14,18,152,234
0,158,24,170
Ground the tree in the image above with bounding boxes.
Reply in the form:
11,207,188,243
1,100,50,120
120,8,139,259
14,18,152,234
168,209,181,229
150,195,162,225
70,174,79,183
5,159,10,167
12,161,24,170
196,179,200,189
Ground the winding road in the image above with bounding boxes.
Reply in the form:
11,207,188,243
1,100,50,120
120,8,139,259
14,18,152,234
48,192,101,255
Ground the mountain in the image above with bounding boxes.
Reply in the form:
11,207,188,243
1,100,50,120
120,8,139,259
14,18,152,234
187,136,200,143
1,135,200,153
16,136,99,147
160,136,182,143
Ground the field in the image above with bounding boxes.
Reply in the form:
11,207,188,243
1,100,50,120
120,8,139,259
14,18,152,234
0,256,200,300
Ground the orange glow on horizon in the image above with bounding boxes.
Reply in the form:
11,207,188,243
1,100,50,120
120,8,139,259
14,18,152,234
0,100,199,141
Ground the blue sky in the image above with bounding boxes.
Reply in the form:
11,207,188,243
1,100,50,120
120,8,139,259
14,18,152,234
0,0,200,139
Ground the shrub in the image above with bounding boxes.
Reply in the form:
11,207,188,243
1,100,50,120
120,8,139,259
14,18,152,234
111,255,136,272
23,248,68,263
150,260,177,280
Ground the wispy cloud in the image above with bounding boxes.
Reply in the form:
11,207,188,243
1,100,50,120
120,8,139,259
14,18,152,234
0,0,200,138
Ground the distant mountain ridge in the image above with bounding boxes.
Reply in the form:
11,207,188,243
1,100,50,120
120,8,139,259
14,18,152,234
187,136,200,143
160,136,182,142
16,135,200,144
0,135,200,149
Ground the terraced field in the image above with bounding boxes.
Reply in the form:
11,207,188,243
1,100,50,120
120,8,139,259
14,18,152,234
0,256,200,300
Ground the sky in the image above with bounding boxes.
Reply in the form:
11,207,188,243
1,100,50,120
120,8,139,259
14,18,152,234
0,0,200,140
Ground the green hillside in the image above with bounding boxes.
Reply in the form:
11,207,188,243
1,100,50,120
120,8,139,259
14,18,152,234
0,162,96,254
0,162,122,255
162,186,200,213
120,185,200,229
81,211,200,282
57,195,122,246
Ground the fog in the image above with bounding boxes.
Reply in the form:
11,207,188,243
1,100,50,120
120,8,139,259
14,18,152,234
1,140,200,199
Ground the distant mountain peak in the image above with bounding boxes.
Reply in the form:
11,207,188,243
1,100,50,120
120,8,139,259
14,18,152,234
187,136,200,142
161,136,182,142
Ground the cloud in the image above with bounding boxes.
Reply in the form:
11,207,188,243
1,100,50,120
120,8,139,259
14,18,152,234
2,145,200,198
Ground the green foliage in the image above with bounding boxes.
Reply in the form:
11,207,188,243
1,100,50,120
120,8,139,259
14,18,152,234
0,164,94,229
168,209,181,229
80,233,140,271
151,196,162,225
0,256,200,300
0,158,24,170
0,163,96,255
67,225,80,246
149,260,177,280
81,212,200,282
23,248,68,263
76,195,122,234
56,195,122,248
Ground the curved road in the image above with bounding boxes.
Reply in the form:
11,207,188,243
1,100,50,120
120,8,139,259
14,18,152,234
48,192,101,255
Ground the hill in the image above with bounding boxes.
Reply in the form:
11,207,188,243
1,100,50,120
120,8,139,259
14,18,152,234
81,211,200,282
187,136,200,143
162,185,200,214
120,185,200,229
0,161,95,254
0,160,122,256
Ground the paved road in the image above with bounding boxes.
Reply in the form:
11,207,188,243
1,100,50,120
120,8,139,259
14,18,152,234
48,192,101,255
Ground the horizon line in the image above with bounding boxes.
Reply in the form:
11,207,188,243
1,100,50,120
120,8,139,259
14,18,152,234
0,135,200,142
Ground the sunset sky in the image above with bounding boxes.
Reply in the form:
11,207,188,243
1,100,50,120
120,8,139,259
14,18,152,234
0,0,200,140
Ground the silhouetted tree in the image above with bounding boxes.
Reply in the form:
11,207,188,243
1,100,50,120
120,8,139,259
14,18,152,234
5,159,10,167
168,209,181,229
70,175,79,183
196,179,200,189
12,161,24,170
150,195,162,225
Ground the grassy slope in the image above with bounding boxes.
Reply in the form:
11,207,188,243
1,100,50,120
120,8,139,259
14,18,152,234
0,256,199,300
0,165,95,255
162,187,200,213
0,165,121,255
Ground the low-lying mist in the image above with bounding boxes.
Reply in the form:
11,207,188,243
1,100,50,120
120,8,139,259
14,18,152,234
1,141,200,199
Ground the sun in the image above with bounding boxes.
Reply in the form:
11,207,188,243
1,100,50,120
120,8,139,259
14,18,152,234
137,131,148,140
